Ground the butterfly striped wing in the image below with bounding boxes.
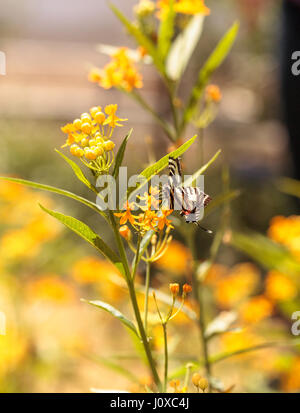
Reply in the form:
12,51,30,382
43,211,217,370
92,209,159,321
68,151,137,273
166,157,212,223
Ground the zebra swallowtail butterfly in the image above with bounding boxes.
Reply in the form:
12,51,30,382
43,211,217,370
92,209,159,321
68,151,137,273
163,157,212,234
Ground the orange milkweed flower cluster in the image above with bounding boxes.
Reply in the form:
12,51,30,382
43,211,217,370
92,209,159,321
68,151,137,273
88,47,143,92
115,188,174,235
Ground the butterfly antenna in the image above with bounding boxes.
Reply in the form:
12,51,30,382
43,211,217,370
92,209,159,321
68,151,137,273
195,222,213,234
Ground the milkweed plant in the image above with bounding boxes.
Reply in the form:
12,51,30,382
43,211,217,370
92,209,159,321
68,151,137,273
2,0,300,393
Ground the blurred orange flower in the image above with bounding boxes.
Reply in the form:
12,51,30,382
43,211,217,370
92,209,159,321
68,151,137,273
281,357,300,392
239,295,273,324
221,330,261,355
155,240,192,275
206,263,260,309
88,47,143,92
206,85,222,103
26,275,76,303
265,271,298,302
268,215,300,258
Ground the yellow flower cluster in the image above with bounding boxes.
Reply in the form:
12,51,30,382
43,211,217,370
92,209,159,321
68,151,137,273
157,0,210,18
88,48,143,92
61,104,127,174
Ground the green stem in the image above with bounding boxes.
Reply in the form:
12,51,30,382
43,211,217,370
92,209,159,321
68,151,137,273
144,260,151,333
129,90,176,142
186,228,211,391
108,211,162,391
132,234,141,280
199,127,204,166
162,322,168,393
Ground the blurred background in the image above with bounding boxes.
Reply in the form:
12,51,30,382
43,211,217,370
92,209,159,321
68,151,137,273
1,0,300,393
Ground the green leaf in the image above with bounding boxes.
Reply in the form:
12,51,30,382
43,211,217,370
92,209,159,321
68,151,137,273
0,176,107,221
277,177,300,199
169,340,300,379
183,21,239,123
113,129,133,179
39,204,125,275
55,149,97,192
230,231,300,281
82,299,139,338
127,135,197,201
183,149,221,187
88,354,140,383
157,0,175,61
166,14,205,81
110,4,165,75
140,134,197,179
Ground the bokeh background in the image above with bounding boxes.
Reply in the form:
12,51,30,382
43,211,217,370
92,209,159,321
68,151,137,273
1,0,300,392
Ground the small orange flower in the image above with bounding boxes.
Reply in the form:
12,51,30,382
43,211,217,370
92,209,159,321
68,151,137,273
157,208,173,230
239,295,273,324
114,201,136,225
104,104,127,128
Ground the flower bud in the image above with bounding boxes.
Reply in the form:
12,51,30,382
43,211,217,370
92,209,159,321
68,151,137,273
183,283,192,295
90,106,101,118
169,283,179,297
119,225,131,241
192,373,202,387
104,140,115,151
81,122,92,134
198,378,208,392
73,118,82,130
70,144,79,156
94,111,106,124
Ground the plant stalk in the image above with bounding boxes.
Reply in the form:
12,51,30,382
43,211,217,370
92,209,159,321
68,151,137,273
108,211,162,391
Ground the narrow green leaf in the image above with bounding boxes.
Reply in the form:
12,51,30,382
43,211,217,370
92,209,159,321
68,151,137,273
82,299,139,338
277,177,300,199
183,21,239,123
55,149,97,192
157,0,175,61
210,339,300,365
140,135,197,179
127,135,197,201
169,340,300,379
88,354,140,383
183,149,221,187
230,231,300,280
39,204,124,275
0,176,107,220
110,4,165,75
166,14,205,81
113,129,133,179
